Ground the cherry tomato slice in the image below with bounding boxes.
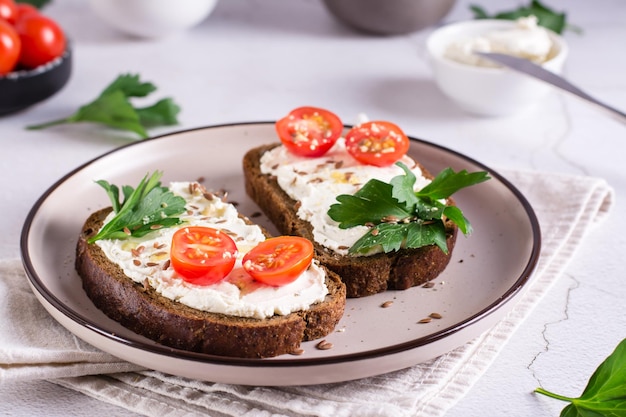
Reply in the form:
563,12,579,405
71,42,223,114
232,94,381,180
344,121,410,167
15,13,65,69
243,236,314,286
170,226,238,286
276,106,343,157
0,19,20,75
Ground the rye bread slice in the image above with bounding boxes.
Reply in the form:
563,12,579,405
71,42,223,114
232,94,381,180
243,144,458,298
75,208,346,359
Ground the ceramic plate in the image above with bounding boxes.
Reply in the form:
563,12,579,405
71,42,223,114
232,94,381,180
21,122,541,386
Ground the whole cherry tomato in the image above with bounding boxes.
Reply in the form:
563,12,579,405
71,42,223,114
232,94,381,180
14,13,65,69
0,19,20,75
242,236,314,286
276,106,343,157
170,226,238,286
14,3,38,22
0,0,17,24
344,121,410,167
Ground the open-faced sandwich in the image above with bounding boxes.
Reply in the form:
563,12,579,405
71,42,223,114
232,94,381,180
75,173,346,358
244,107,490,298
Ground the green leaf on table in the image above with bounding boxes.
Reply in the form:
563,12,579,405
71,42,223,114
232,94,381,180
99,74,157,98
534,338,626,417
469,0,577,34
327,162,490,255
136,98,181,128
88,171,187,243
26,73,181,139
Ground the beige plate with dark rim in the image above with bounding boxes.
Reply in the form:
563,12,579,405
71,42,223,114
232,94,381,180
21,122,540,386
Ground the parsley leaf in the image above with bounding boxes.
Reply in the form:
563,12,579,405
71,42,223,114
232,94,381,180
88,171,186,243
470,0,577,34
534,338,626,417
327,162,490,255
27,74,181,139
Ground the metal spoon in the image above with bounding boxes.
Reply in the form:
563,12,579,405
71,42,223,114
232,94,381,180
476,52,626,125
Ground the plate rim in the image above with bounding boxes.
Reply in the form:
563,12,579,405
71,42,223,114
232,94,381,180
20,121,542,369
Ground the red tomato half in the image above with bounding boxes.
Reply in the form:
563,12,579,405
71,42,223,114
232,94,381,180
0,19,20,75
243,236,314,286
344,121,410,167
0,0,17,24
276,106,343,157
15,13,65,69
170,227,238,286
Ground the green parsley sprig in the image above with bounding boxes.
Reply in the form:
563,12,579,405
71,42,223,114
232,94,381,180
327,163,490,255
88,171,186,243
27,74,181,139
535,338,626,417
470,0,580,35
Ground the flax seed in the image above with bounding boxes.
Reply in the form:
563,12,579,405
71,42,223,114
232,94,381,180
290,348,305,356
429,313,443,319
316,340,333,350
418,317,432,324
381,300,393,308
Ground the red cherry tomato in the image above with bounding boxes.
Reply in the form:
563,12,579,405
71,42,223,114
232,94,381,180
14,3,38,22
243,236,314,286
0,19,20,75
344,121,410,167
14,13,65,69
170,227,238,286
276,106,343,157
0,0,17,24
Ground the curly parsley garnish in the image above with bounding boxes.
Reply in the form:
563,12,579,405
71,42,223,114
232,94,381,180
327,163,490,255
27,74,181,139
88,171,186,243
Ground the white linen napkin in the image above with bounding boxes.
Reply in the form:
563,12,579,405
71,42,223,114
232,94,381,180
0,169,614,417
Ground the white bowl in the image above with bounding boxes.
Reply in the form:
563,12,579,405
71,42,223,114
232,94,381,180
426,19,568,117
90,0,218,38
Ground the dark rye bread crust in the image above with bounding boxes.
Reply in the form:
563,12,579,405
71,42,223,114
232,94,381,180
243,144,458,298
76,208,346,359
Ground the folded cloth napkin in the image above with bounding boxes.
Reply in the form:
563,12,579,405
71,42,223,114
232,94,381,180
0,169,614,417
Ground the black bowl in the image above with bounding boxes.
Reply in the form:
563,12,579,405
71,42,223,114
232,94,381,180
0,46,72,116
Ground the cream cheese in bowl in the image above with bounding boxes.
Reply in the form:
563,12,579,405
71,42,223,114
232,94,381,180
443,16,554,67
426,17,568,116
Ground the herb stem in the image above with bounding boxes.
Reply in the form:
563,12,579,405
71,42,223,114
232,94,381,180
534,387,576,403
26,118,72,130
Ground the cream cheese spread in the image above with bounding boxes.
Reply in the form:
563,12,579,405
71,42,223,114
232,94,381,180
95,182,328,319
259,137,431,256
444,16,554,67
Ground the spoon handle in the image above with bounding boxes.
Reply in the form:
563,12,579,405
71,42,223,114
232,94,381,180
476,52,626,125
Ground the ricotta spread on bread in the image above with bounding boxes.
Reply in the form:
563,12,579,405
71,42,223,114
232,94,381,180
444,16,554,67
259,138,431,256
95,182,328,320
